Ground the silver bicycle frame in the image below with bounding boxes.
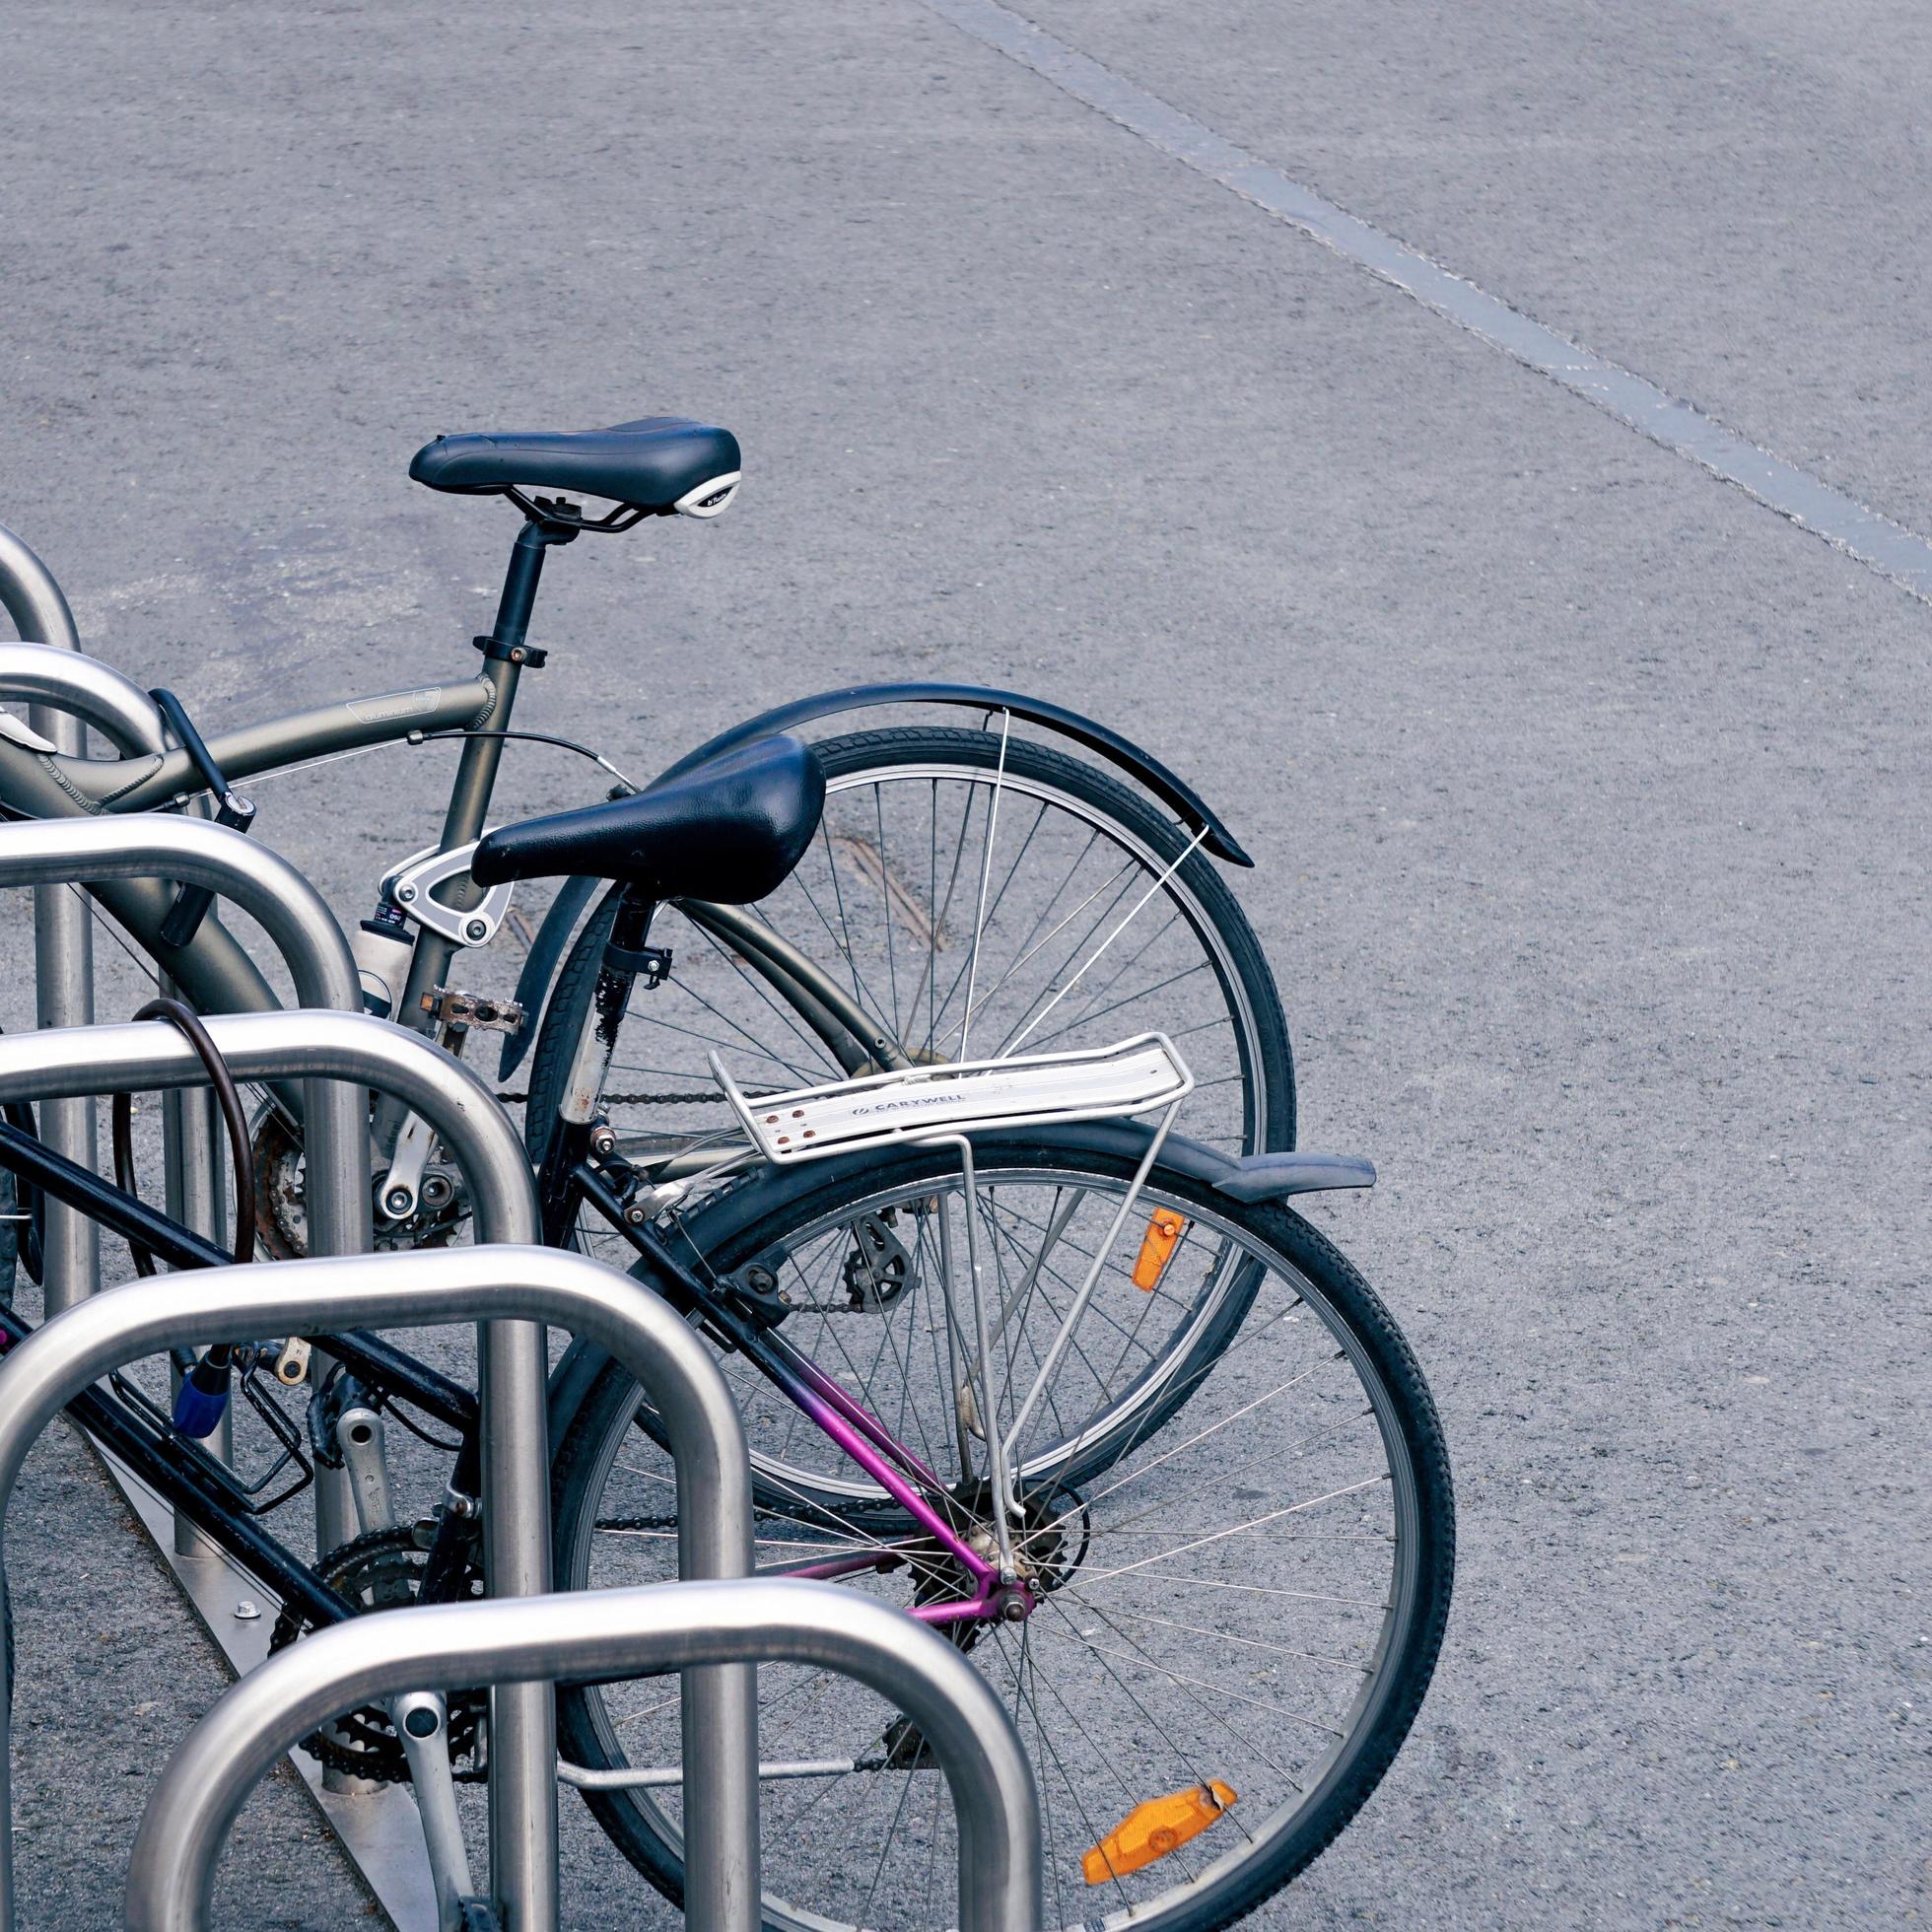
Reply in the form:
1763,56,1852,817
127,1577,1039,1932
41,678,499,811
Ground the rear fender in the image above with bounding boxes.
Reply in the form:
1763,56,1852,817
646,1123,1370,1268
655,681,1252,866
1208,1148,1376,1200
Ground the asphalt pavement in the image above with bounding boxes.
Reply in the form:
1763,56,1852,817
0,1,1925,1926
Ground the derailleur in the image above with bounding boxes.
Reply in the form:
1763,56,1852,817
729,1212,917,1322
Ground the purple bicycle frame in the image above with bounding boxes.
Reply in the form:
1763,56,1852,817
758,1330,1011,1625
580,1170,1016,1625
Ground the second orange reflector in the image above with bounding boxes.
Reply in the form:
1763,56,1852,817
1082,1780,1238,1884
1131,1209,1189,1290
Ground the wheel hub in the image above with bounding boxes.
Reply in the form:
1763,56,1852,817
252,1109,468,1257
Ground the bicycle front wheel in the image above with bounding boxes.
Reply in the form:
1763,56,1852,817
550,1136,1454,1932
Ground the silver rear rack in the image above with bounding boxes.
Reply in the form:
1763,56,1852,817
707,1032,1194,1164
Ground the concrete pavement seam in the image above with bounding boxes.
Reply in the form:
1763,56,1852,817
923,0,1932,606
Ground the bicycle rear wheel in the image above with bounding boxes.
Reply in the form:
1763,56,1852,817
521,724,1294,1165
550,1135,1453,1932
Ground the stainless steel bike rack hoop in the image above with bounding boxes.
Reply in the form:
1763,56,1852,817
0,814,367,1253
0,648,229,1380
0,811,370,1567
0,639,168,759
0,1011,606,1932
0,531,106,1321
0,1245,756,1932
126,1576,1040,1932
0,652,376,1566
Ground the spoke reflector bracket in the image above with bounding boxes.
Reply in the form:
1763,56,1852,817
1082,1780,1238,1886
1131,1208,1189,1290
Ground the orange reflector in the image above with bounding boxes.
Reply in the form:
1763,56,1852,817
1131,1209,1189,1291
1082,1779,1237,1885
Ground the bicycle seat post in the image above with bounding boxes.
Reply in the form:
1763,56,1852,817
437,512,577,846
371,512,582,1162
428,510,576,863
484,514,577,666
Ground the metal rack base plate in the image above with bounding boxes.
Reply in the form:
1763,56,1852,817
99,1444,437,1931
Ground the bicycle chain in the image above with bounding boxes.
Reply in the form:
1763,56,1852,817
494,1089,734,1107
594,1511,892,1538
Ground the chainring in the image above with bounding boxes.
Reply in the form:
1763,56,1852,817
252,1106,466,1257
267,1527,487,1783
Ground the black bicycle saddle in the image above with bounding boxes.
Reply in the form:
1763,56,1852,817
408,416,740,518
471,735,825,906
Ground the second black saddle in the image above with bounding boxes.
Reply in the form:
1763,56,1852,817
471,734,825,907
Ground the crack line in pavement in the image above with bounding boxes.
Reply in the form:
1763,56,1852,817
923,0,1932,605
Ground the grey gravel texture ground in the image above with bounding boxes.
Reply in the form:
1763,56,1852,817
0,1,1926,1927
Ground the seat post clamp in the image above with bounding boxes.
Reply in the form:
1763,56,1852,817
472,635,548,669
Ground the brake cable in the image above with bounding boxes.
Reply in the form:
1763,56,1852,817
406,726,638,794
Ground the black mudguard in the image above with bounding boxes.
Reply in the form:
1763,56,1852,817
656,681,1251,865
500,681,1251,1078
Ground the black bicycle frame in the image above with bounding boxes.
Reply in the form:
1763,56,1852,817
0,1121,483,1626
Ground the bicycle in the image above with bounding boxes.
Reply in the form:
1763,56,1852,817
455,767,1457,1932
0,423,1450,1926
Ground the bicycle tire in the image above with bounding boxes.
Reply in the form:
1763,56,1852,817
550,1133,1454,1932
0,1170,17,1310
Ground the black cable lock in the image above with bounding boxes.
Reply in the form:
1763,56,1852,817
108,997,258,1438
150,688,257,949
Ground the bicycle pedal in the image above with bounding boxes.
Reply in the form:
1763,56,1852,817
273,1337,311,1386
422,986,526,1034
